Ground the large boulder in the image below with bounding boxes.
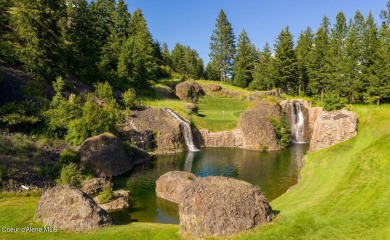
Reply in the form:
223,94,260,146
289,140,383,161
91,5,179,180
156,171,197,203
238,99,281,151
35,185,112,231
179,176,273,238
310,109,358,151
175,81,204,103
122,107,185,154
78,133,132,177
81,178,111,195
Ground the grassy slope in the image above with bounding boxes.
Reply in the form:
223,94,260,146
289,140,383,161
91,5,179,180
0,105,389,239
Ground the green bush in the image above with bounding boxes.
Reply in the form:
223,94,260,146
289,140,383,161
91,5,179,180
98,182,113,204
324,92,347,111
59,149,80,164
0,101,42,131
122,88,137,108
56,163,83,187
269,116,291,149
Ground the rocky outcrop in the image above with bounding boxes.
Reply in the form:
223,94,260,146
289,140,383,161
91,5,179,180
156,171,197,203
310,109,358,151
199,129,243,148
248,90,280,101
122,107,185,153
202,83,244,99
35,185,112,231
175,81,204,103
94,190,131,211
238,99,281,151
81,178,112,195
79,133,133,177
179,176,273,238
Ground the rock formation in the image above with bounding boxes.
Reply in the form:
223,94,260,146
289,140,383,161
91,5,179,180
94,190,131,211
238,99,281,150
122,107,185,153
175,81,204,103
78,133,133,177
156,171,197,203
310,109,358,151
179,176,273,238
81,178,112,195
199,129,243,148
35,185,112,231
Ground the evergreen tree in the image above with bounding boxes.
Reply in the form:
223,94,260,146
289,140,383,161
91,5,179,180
232,29,258,88
308,16,332,101
344,11,364,102
171,43,204,79
209,9,235,83
205,61,220,80
249,43,275,90
10,0,65,80
329,12,348,96
295,27,313,95
64,0,102,83
273,27,298,94
118,9,157,87
161,42,172,67
0,0,16,63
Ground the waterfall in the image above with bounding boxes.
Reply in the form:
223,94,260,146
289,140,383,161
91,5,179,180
290,101,306,144
165,108,200,152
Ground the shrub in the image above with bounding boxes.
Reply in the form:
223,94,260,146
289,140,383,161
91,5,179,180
0,101,41,131
323,92,347,111
59,149,80,164
269,116,291,149
56,163,83,187
98,182,113,204
122,88,137,108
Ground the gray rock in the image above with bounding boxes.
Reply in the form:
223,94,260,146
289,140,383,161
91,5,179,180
175,81,204,103
310,109,358,151
78,133,132,177
156,171,197,203
94,190,131,211
35,185,112,231
179,176,273,238
81,178,112,195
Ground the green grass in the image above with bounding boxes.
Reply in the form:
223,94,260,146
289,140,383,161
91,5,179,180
1,105,389,239
144,95,248,132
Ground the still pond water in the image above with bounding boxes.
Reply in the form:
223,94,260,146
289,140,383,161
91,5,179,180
113,144,309,224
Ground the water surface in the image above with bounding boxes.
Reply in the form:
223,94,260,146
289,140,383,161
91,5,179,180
113,144,309,224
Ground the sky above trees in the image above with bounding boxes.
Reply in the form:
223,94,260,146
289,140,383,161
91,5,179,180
125,0,386,63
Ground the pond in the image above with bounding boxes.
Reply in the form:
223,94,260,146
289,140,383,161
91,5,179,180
112,144,309,224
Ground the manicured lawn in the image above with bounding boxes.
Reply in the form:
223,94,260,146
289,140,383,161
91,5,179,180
144,95,248,132
0,105,389,239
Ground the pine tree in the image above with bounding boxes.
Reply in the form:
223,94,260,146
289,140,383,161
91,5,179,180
209,9,235,83
205,61,220,80
118,9,157,87
232,29,258,88
171,43,204,79
64,0,102,82
249,43,275,90
329,12,348,96
10,0,65,80
344,11,364,103
308,16,332,101
295,27,313,95
273,27,298,94
162,42,172,67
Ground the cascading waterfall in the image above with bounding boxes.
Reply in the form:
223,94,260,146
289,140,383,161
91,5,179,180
290,101,306,144
165,108,200,152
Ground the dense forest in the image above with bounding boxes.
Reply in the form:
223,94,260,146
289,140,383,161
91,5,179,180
0,0,390,105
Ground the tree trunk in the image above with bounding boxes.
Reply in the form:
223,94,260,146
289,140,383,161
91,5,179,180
321,89,324,103
377,98,380,106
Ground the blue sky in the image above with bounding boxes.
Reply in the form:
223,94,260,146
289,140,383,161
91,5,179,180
125,0,388,63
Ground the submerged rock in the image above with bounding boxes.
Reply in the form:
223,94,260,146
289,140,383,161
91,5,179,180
156,171,197,203
179,176,273,238
310,109,358,151
35,185,112,231
78,133,133,177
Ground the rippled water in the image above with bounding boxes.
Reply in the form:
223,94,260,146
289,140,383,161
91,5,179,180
112,144,309,224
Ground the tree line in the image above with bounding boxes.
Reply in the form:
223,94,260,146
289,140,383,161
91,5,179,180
207,6,390,104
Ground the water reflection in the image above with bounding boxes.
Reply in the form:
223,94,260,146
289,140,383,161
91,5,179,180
113,144,309,224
